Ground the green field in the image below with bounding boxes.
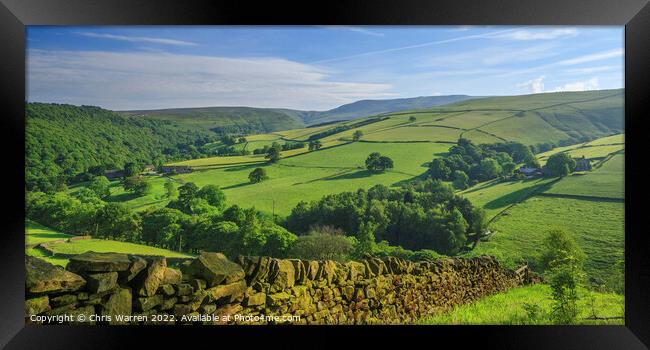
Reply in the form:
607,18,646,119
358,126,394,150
118,141,446,216
363,125,462,142
25,220,193,266
25,220,72,245
586,134,624,146
460,178,557,220
419,284,624,325
544,153,624,199
171,142,448,216
458,147,624,292
45,239,193,258
470,196,624,290
84,175,179,212
536,133,624,165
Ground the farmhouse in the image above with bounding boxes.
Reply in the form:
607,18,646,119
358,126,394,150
143,164,156,172
517,166,542,178
574,156,592,172
161,165,193,174
104,169,125,180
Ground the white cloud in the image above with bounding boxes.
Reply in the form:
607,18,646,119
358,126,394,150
312,27,524,64
516,75,546,93
493,28,578,41
550,77,600,92
515,76,601,94
75,32,198,46
27,49,395,110
558,48,623,65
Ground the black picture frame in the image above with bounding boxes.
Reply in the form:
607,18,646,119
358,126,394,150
1,0,648,348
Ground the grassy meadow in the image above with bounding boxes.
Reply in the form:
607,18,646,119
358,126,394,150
459,146,625,294
545,152,624,199
25,220,72,245
419,284,624,325
25,219,193,267
173,142,448,216
470,196,624,290
44,239,193,258
459,177,557,220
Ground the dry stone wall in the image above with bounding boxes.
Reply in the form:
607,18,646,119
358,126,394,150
25,252,539,325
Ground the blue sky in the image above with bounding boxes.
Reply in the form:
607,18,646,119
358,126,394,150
26,26,624,111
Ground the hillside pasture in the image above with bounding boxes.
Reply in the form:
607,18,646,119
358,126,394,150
419,284,623,325
537,144,623,166
362,125,462,142
585,133,624,146
442,89,622,111
45,239,194,258
433,110,516,130
105,176,176,212
480,112,573,145
25,220,193,266
171,142,447,216
25,219,73,245
562,144,623,160
471,196,624,291
170,139,346,168
460,178,557,220
543,153,624,199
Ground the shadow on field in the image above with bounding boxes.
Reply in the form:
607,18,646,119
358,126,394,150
484,181,555,210
107,192,139,202
324,170,374,181
390,172,429,188
223,163,265,172
222,182,254,190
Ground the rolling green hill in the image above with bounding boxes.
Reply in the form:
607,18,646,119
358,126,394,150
148,90,625,218
465,146,625,292
121,95,479,132
121,142,449,216
26,103,217,192
298,95,478,124
33,89,624,293
122,106,306,135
